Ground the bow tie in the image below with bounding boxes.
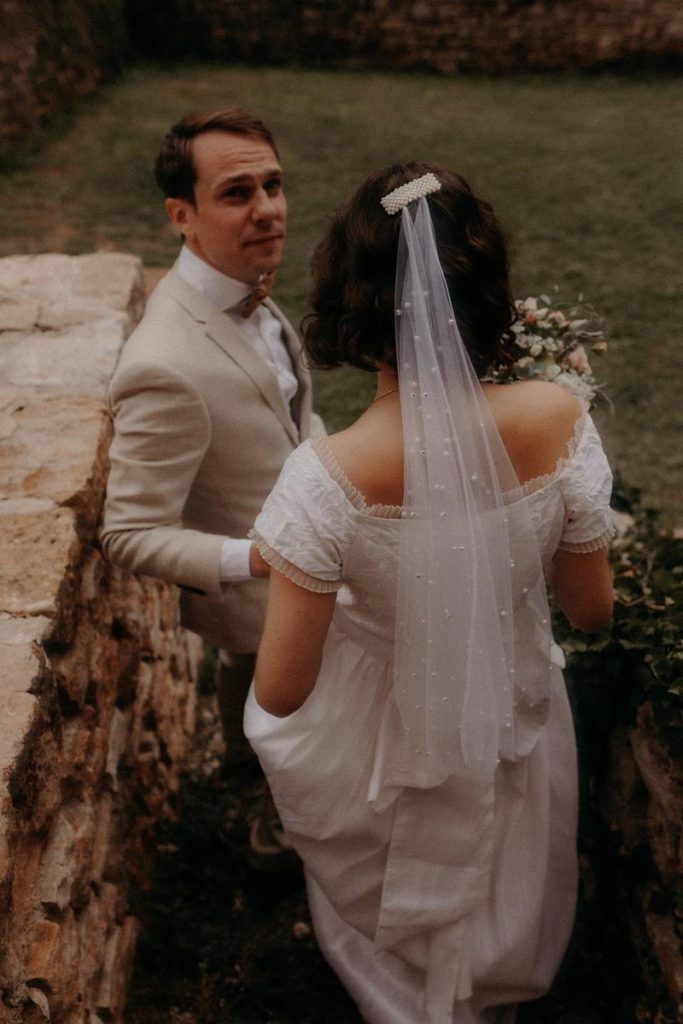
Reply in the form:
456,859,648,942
239,270,277,319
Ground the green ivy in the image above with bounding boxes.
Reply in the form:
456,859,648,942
553,478,683,744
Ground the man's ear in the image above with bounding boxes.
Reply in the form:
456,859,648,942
165,196,194,238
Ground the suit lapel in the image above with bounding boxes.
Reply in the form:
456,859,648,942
164,272,300,446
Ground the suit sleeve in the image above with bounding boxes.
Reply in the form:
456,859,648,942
101,361,225,597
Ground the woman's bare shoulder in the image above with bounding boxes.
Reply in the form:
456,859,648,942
486,381,584,482
492,380,582,432
318,410,404,506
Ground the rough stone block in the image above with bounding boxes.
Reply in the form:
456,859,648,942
0,299,38,332
0,691,39,886
9,723,62,835
90,794,113,883
2,835,43,956
0,253,144,332
41,907,83,1017
77,881,119,980
128,661,154,758
0,644,46,697
50,632,91,709
80,551,106,604
61,707,103,797
37,804,96,913
0,397,112,529
26,987,50,1019
96,915,139,1018
0,613,53,646
0,317,129,402
105,708,132,791
0,507,79,618
0,692,39,786
24,919,61,980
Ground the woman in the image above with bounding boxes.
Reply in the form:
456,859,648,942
244,163,614,1023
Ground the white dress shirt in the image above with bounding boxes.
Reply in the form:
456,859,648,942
175,246,299,583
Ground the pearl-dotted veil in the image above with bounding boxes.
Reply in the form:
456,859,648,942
383,182,554,791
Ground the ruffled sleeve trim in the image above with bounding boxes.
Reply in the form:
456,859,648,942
557,522,615,553
250,534,342,593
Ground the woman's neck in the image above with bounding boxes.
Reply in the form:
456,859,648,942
373,365,399,403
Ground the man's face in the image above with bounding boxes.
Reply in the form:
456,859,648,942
166,131,287,285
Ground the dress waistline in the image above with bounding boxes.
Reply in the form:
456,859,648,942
332,609,395,663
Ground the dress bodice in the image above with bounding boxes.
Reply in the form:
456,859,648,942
251,412,613,660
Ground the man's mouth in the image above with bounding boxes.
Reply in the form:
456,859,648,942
244,233,283,247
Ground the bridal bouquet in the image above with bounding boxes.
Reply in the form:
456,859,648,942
485,296,608,407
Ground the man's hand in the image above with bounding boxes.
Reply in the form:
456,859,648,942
249,543,271,578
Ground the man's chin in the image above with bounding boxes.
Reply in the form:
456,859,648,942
254,256,283,279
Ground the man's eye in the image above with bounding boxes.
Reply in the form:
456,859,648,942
265,178,282,194
223,187,250,200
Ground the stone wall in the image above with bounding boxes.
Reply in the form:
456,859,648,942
0,0,126,153
0,254,201,1024
2,0,680,156
128,0,683,71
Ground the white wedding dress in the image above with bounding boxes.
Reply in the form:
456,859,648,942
244,412,613,1024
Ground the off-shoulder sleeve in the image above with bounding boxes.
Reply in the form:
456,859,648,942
249,441,357,593
558,415,615,553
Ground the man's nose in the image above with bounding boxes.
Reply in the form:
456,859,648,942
251,188,279,222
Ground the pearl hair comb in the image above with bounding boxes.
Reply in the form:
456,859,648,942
380,172,442,215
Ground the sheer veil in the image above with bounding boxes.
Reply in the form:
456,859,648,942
384,195,553,791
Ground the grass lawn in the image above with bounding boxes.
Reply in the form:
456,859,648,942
0,64,681,515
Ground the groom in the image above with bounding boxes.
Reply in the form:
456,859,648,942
101,106,323,867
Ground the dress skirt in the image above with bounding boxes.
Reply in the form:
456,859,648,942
244,622,578,1024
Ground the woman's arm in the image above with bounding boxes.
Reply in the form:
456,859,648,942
254,569,337,717
550,547,614,633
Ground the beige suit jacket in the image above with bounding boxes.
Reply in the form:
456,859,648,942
101,269,316,652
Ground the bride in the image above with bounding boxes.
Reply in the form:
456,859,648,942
244,163,614,1023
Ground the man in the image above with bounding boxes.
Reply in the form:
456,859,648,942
101,107,323,867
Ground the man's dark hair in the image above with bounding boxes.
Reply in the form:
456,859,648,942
303,162,516,378
154,106,278,202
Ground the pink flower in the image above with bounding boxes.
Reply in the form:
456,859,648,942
566,344,591,373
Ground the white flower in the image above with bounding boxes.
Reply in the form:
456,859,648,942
555,370,596,402
529,342,543,357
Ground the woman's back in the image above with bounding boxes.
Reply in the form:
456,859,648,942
323,379,583,510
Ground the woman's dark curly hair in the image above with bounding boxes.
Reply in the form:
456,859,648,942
304,162,516,377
